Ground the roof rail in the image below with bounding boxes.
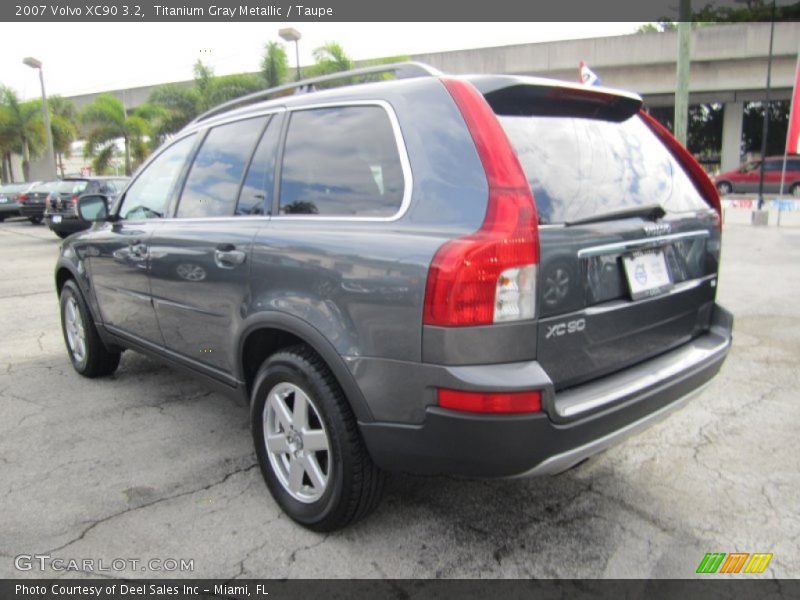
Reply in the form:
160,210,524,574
191,61,442,124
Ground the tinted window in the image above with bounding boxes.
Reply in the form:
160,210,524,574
279,106,404,217
763,160,783,172
499,115,710,224
55,180,88,194
177,117,266,218
237,116,279,215
120,134,196,220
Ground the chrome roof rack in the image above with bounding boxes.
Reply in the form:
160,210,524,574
191,61,442,124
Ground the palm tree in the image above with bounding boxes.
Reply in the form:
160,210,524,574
261,42,289,88
311,42,353,77
48,96,78,177
147,60,263,141
0,86,45,180
82,94,149,175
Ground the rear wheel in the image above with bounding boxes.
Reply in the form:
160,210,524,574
716,181,732,195
29,216,42,224
59,280,121,377
251,345,384,531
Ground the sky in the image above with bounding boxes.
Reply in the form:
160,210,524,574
1,22,645,100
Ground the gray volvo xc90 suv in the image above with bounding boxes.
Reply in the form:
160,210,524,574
55,62,732,531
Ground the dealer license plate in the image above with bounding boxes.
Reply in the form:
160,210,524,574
622,249,672,300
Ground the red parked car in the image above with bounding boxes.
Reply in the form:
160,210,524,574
714,155,800,196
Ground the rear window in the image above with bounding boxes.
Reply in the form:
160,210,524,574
56,180,89,194
498,115,710,224
33,181,60,193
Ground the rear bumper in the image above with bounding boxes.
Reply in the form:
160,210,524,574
20,205,45,218
0,203,21,216
359,303,733,478
44,212,88,234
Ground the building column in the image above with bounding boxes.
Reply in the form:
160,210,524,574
720,101,744,172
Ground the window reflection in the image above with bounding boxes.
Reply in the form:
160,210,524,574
177,117,266,218
499,116,709,224
279,106,404,217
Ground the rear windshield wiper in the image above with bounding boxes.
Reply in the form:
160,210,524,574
566,204,666,226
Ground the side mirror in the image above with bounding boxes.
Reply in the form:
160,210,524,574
77,194,110,222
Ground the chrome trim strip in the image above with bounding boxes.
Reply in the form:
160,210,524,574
577,230,710,258
553,332,730,419
514,381,711,478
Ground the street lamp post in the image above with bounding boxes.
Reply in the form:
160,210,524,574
279,28,302,81
23,57,57,179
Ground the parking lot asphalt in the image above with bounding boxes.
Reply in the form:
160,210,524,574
0,216,797,579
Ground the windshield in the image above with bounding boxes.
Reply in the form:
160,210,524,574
498,114,710,224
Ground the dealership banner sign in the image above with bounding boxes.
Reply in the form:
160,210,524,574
4,0,800,22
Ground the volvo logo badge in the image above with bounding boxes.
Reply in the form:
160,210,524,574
643,223,671,237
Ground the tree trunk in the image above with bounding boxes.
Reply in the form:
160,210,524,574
6,153,15,182
22,139,31,181
124,137,132,176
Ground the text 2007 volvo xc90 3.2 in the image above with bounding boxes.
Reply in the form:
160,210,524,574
55,63,732,531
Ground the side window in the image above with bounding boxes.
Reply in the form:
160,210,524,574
278,106,404,217
176,117,266,218
119,134,196,220
764,160,783,172
237,116,280,215
789,159,800,171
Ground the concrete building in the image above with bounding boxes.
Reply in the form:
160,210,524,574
16,22,800,182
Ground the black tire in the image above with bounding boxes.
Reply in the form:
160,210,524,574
59,279,121,378
29,216,42,224
0,216,5,222
716,181,732,195
251,345,384,531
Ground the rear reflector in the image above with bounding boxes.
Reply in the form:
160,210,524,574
438,388,542,414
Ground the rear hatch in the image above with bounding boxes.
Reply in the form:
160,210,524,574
23,182,59,209
49,179,89,213
472,77,721,391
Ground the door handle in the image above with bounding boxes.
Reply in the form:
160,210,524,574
214,244,246,268
129,242,148,258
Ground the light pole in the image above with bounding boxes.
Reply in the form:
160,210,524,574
23,57,57,179
279,28,302,81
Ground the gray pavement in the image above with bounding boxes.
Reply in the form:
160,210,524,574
0,217,798,579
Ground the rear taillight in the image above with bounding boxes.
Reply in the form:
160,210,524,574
423,78,539,327
638,109,721,217
438,388,542,414
18,194,27,204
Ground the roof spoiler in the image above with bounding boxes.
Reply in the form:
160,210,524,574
466,75,643,122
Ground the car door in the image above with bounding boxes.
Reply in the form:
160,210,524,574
737,161,761,193
761,159,784,194
148,113,282,375
83,133,198,345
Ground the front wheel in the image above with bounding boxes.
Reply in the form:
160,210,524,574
251,346,385,531
716,181,732,195
29,216,42,224
790,183,800,198
60,280,121,377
